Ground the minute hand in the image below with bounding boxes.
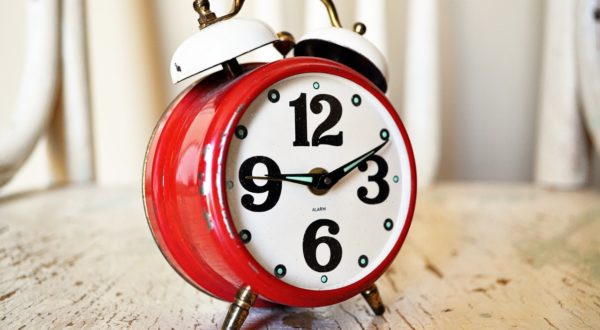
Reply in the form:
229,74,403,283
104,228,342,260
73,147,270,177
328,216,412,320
247,173,322,187
317,140,389,190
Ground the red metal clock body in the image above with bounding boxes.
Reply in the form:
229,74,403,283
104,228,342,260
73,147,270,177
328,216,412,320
143,57,416,308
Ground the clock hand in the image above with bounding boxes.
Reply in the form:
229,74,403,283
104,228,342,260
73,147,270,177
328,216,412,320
246,173,322,187
247,140,388,190
316,140,389,190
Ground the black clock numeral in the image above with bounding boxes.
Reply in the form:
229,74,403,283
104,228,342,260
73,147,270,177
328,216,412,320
238,156,282,212
357,155,390,204
290,93,309,146
290,93,344,147
310,94,344,146
303,219,343,273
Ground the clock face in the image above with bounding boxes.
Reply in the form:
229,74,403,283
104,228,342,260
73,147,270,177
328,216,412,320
225,73,413,291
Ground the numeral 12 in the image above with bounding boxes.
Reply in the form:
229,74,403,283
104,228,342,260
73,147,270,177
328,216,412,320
290,93,344,147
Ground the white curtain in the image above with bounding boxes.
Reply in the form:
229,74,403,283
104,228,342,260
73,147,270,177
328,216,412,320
6,0,596,193
90,0,442,187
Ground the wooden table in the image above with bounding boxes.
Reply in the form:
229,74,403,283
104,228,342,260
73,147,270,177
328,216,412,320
1,184,599,329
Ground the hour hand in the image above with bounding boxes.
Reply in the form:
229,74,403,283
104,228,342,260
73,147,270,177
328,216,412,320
247,173,322,187
317,140,388,190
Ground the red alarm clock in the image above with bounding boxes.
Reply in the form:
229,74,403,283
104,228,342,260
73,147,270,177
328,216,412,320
143,1,416,329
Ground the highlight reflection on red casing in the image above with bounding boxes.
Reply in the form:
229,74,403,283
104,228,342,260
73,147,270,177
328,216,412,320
143,57,417,308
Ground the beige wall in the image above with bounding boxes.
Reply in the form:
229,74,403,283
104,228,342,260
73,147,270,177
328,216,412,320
439,0,544,181
0,0,595,193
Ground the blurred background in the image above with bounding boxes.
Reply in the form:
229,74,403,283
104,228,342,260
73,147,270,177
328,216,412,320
0,0,598,195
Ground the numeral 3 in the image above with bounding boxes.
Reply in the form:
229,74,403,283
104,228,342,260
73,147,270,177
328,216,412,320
357,155,390,204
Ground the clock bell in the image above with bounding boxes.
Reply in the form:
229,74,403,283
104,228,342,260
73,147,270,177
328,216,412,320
171,0,388,90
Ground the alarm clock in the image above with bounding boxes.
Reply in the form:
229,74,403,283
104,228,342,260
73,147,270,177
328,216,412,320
143,1,416,329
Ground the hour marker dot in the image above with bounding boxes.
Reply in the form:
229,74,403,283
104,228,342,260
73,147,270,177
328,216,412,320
239,230,252,244
275,265,287,278
226,180,234,190
268,89,280,103
384,219,394,231
235,125,248,139
380,129,390,140
352,94,362,106
393,176,400,183
358,255,369,268
313,82,320,90
321,275,328,283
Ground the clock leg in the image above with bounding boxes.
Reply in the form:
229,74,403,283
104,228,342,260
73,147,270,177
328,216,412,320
361,284,385,316
221,286,257,330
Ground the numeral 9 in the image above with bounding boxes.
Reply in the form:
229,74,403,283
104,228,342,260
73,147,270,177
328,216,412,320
238,156,282,212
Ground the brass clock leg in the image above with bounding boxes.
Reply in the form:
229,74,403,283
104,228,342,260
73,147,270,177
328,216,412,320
361,284,385,315
222,286,257,330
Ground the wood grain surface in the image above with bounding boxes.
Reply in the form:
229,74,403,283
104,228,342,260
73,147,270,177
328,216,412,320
1,184,599,329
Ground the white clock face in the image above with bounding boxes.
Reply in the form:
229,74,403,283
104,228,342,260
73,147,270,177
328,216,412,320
225,73,413,290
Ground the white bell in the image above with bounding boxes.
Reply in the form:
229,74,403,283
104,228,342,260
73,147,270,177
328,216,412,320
170,18,277,84
295,27,389,93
